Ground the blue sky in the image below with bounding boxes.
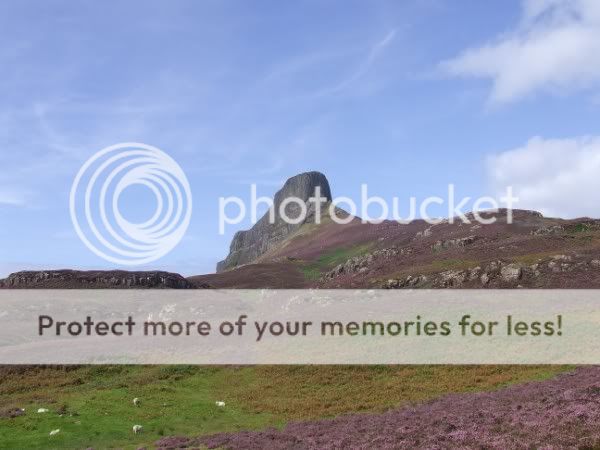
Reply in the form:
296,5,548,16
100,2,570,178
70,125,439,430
1,0,600,277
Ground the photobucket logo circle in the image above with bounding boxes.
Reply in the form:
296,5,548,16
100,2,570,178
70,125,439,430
69,143,192,265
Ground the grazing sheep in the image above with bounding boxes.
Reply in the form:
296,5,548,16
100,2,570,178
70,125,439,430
37,408,49,413
215,401,225,407
133,397,140,407
133,424,143,434
49,429,60,436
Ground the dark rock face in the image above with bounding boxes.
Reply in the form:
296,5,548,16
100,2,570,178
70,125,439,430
0,270,197,289
216,171,332,272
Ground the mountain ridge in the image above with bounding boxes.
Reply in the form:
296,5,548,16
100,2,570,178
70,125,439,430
193,172,600,289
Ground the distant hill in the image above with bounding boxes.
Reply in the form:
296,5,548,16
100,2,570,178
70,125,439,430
190,172,600,289
0,269,204,289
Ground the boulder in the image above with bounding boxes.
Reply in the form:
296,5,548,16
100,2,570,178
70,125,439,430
480,273,490,285
432,235,477,252
500,264,522,282
438,270,467,287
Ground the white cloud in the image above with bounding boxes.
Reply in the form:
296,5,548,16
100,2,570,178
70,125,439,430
0,189,27,206
488,135,600,218
258,28,398,104
441,0,600,104
321,29,398,96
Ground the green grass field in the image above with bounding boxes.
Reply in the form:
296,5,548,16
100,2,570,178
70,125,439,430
0,365,569,449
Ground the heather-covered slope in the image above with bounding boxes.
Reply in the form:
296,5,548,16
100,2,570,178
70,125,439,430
206,173,581,288
168,366,600,450
191,208,600,289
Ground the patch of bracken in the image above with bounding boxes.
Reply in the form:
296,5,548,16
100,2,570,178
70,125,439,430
0,407,25,418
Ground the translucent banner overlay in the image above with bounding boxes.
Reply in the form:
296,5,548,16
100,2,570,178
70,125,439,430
0,289,597,364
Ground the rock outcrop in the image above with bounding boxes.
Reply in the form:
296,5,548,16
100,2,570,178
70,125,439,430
432,235,478,252
324,247,413,280
382,253,600,289
0,270,198,289
216,171,333,272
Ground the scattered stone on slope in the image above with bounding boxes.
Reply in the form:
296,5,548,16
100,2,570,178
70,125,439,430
324,247,412,280
547,255,574,273
479,272,490,285
382,254,600,289
384,275,428,289
500,264,522,282
432,235,478,252
531,221,600,236
531,225,564,236
414,227,433,239
438,270,468,287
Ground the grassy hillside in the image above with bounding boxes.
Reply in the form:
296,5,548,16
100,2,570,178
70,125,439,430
0,365,568,449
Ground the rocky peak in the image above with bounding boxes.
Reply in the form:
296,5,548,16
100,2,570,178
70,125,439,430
217,171,332,272
272,171,332,206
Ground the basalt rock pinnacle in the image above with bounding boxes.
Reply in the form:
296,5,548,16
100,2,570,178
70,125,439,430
216,171,332,272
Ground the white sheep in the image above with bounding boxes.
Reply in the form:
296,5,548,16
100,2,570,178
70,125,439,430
37,408,49,413
49,429,60,436
133,397,140,407
215,401,225,407
132,424,143,434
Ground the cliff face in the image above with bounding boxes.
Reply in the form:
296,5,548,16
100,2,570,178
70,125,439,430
0,270,198,289
216,171,332,272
